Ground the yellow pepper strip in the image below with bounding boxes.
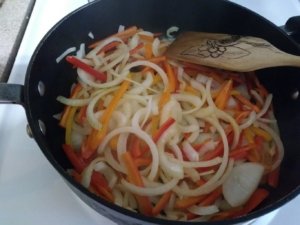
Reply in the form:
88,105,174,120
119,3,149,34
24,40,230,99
65,106,78,145
185,85,198,95
215,79,233,110
59,84,82,128
152,74,161,85
150,115,160,135
250,126,272,142
244,127,255,144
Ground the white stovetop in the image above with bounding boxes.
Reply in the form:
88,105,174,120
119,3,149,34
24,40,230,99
0,0,300,224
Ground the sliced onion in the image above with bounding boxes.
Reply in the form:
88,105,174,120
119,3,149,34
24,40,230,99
173,93,203,115
121,60,169,90
222,162,264,207
239,111,257,130
182,140,199,162
121,178,179,196
81,157,105,188
56,46,76,63
256,94,273,119
56,96,90,106
76,43,86,59
188,205,219,216
94,162,118,188
97,126,159,181
158,144,184,179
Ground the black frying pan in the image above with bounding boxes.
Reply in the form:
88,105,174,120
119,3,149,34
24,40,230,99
1,0,300,224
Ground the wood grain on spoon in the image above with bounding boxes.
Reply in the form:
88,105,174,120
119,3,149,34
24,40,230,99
166,31,300,72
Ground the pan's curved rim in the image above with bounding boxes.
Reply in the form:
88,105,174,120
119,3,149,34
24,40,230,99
24,0,300,224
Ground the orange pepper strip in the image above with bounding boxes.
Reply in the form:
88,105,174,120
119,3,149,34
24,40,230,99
215,79,233,110
232,93,260,113
158,90,171,110
175,195,206,210
134,157,152,168
148,56,166,64
235,111,251,124
122,152,153,216
97,41,120,54
199,187,222,206
152,191,172,216
144,42,153,59
229,144,256,160
88,26,138,49
139,33,154,42
244,127,255,144
59,84,82,127
164,61,177,93
83,79,131,159
129,42,144,55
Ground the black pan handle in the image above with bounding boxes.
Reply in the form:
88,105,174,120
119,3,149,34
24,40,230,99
0,83,24,105
281,16,300,44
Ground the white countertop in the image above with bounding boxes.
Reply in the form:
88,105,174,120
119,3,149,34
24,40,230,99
0,0,299,224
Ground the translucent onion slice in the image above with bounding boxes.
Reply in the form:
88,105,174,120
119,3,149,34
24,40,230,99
158,144,184,179
182,140,199,162
222,162,264,207
81,157,105,188
87,36,124,57
173,93,203,115
97,126,159,181
256,94,273,119
86,88,118,130
56,46,76,63
121,178,179,196
56,96,90,106
239,111,257,130
173,117,231,197
188,205,219,216
94,162,118,188
121,60,169,90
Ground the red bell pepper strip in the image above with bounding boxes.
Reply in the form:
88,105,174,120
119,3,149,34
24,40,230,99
63,144,114,202
66,56,107,82
243,188,269,214
152,117,175,143
62,144,86,173
268,167,280,188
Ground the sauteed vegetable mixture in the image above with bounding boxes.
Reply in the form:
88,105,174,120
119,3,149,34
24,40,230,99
57,26,284,221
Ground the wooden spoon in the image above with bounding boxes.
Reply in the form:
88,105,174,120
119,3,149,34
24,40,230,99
166,31,300,72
